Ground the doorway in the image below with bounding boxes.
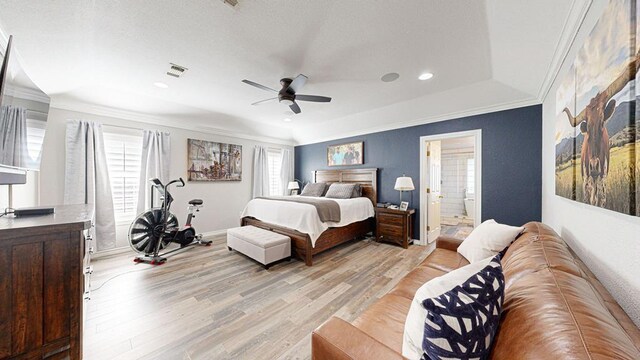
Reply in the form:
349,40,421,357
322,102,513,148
419,130,482,245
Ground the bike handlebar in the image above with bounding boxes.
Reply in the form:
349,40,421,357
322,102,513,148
166,178,185,188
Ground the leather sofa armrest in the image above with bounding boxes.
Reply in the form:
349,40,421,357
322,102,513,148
312,317,405,360
435,235,464,251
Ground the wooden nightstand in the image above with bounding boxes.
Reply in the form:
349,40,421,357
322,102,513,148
375,207,415,248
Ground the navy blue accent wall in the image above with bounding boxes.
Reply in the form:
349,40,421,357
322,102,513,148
294,105,542,238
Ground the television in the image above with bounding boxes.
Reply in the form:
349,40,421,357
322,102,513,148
0,35,50,171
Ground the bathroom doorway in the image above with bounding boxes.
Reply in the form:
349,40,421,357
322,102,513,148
420,130,481,244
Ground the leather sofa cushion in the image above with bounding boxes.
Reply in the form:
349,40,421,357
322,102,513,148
388,265,446,300
493,222,640,359
418,248,469,273
352,294,412,353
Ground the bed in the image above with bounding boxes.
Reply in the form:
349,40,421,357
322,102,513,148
241,168,377,266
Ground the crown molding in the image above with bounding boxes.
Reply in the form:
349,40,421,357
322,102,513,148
537,0,593,102
294,96,540,146
49,98,296,147
5,84,50,104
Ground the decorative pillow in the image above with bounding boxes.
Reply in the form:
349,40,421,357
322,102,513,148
457,219,524,263
324,183,357,199
300,182,326,197
351,184,362,198
402,254,505,360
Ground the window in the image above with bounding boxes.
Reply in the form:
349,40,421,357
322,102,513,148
466,158,475,195
103,131,143,222
25,119,46,169
267,149,282,196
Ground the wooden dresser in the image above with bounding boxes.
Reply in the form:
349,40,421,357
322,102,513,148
375,207,415,249
0,205,92,360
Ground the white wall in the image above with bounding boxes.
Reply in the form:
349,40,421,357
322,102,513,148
541,0,640,326
35,107,292,250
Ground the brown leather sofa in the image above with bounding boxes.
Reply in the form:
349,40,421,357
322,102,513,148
312,222,640,359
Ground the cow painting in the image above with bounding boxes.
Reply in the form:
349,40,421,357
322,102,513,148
562,57,638,207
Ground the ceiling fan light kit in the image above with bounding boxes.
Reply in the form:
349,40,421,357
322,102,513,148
241,74,332,114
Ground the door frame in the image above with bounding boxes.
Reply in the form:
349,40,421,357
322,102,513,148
419,129,482,245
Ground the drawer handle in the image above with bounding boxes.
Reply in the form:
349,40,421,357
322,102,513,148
84,266,93,275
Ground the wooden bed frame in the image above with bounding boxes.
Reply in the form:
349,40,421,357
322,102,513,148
241,168,378,266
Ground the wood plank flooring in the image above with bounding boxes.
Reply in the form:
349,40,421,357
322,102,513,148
84,235,433,360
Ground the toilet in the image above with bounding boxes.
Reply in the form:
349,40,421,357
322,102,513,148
464,197,475,219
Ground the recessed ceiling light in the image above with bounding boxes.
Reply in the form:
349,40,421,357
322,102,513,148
154,82,169,88
419,73,434,80
283,118,292,122
381,72,400,82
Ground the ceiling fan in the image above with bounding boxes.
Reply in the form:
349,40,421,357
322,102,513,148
241,74,331,114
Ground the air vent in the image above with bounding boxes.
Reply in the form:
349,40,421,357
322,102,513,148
167,63,188,78
223,0,238,7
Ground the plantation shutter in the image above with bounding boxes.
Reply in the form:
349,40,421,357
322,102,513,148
103,131,143,221
267,149,282,196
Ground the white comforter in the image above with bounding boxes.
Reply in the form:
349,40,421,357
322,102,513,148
240,196,375,247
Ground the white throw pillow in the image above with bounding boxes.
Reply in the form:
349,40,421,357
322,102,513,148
457,219,524,263
402,255,504,359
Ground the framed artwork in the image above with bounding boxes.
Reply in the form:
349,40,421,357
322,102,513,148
187,139,242,181
555,0,638,217
327,141,363,166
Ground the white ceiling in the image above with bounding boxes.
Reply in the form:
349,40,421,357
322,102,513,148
0,0,588,144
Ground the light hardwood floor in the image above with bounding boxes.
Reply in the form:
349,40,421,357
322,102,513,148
85,235,433,360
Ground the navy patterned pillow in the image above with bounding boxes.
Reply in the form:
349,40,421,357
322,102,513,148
420,254,504,360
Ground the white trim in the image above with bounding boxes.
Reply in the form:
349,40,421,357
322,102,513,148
419,130,482,245
201,229,229,237
537,0,593,102
295,97,537,146
49,99,297,147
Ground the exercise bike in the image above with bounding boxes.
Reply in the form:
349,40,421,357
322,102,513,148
128,177,212,265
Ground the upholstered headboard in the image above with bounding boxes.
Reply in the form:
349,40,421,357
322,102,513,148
312,168,378,205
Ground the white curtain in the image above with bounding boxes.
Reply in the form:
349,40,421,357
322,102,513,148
252,145,269,198
137,130,171,214
279,148,293,196
64,120,116,251
0,105,28,168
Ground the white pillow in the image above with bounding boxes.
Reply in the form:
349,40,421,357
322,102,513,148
402,255,503,359
457,219,524,263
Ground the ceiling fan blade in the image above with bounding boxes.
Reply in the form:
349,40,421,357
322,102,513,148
289,102,301,114
287,74,308,94
242,79,278,93
251,97,278,106
295,95,332,103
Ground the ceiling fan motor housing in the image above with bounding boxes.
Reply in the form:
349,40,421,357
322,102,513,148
279,78,295,104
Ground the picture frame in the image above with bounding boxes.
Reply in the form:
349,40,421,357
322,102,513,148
187,139,242,182
399,201,409,211
327,141,363,166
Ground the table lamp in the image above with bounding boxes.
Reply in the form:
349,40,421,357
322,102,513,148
394,175,414,203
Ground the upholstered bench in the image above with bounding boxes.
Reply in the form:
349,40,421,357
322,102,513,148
227,226,291,269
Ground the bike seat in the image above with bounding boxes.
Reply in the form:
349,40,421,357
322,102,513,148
189,199,203,206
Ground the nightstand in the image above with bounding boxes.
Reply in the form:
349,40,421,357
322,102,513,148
375,207,415,248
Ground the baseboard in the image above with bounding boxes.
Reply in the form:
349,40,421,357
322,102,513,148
92,246,132,259
201,229,228,238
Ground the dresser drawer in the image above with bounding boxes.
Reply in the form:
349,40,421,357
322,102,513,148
377,223,404,239
377,212,404,227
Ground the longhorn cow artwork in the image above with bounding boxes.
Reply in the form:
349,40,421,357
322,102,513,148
555,0,638,217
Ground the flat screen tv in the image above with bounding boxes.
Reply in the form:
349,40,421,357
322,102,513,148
0,35,50,170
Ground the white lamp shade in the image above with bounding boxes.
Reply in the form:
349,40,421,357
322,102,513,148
394,176,414,191
287,181,300,190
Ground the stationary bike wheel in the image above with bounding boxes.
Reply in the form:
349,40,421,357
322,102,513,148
128,209,179,254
